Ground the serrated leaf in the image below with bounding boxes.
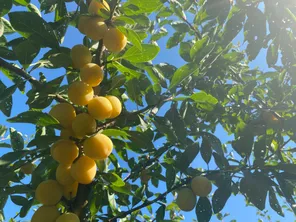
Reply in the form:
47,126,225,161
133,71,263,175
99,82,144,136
7,111,60,127
195,197,212,222
120,44,160,63
0,84,17,104
191,91,218,111
169,63,199,90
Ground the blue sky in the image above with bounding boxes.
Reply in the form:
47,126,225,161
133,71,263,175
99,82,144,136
0,0,295,221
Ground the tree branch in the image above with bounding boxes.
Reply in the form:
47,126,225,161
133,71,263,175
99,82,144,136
0,58,42,88
107,178,191,221
95,39,105,67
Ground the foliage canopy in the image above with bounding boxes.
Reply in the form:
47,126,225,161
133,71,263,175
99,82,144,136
1,0,296,221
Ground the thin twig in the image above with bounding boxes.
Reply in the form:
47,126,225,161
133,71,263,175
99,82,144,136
0,58,42,88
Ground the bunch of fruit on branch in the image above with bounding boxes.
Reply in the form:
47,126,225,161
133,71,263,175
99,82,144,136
30,0,124,221
176,176,212,212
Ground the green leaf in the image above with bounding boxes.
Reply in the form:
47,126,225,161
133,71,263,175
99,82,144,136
9,128,24,151
212,183,231,213
156,205,165,221
19,198,33,218
266,39,279,67
122,0,162,16
221,6,245,46
110,183,133,196
232,126,254,158
13,40,40,68
125,78,143,106
195,197,212,222
0,151,28,166
27,3,41,16
201,137,212,164
199,132,223,156
118,27,142,50
191,91,218,111
169,63,199,90
7,111,60,127
176,143,199,172
190,36,209,59
0,19,4,38
102,173,125,187
0,46,17,60
120,44,160,63
110,75,126,90
166,32,186,49
165,165,176,190
27,135,59,148
269,188,284,217
0,0,12,17
10,195,28,206
8,11,59,48
13,0,30,6
113,61,142,79
240,172,271,211
0,84,17,104
0,143,11,148
102,129,129,139
179,42,193,62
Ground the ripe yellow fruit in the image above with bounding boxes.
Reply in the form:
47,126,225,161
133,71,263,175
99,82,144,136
20,162,35,174
49,103,76,129
60,128,76,140
71,156,97,184
85,17,108,41
56,212,80,222
88,0,110,15
51,140,79,165
68,81,94,106
78,16,90,35
106,96,122,119
191,176,212,197
88,96,113,120
35,180,63,206
56,164,76,186
80,63,104,87
63,181,78,200
176,188,196,212
71,45,92,69
31,206,60,222
83,133,113,160
103,28,127,53
140,169,151,184
72,113,97,138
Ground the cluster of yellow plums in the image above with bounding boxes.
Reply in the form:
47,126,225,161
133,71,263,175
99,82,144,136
78,0,127,53
176,176,212,212
30,2,124,218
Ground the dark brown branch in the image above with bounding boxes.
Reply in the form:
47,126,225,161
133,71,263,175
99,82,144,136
107,178,191,221
73,184,92,221
0,58,42,88
179,15,202,39
123,144,173,182
95,39,105,67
